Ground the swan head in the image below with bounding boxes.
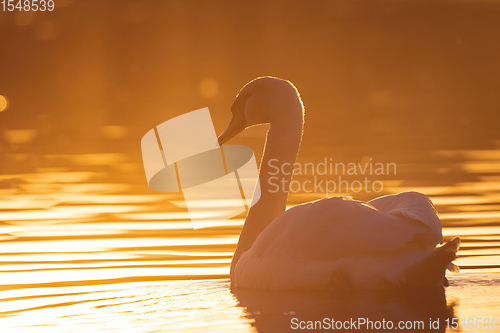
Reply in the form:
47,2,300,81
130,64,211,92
218,76,304,145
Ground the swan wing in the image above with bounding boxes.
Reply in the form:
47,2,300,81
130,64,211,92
368,191,443,247
250,194,436,261
234,192,443,290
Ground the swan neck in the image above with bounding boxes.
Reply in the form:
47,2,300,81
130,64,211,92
231,110,303,274
258,117,303,208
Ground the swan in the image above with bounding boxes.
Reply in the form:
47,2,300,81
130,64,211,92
217,76,460,291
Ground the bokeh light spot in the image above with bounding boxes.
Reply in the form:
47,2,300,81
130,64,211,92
370,90,394,107
200,78,219,98
0,95,8,112
15,11,36,26
101,125,128,139
3,129,38,144
34,20,60,41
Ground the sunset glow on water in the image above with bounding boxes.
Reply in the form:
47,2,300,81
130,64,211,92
0,147,499,332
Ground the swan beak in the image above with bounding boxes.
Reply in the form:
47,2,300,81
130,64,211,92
217,113,246,146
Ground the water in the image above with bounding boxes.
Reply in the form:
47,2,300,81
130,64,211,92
0,277,499,332
0,146,499,332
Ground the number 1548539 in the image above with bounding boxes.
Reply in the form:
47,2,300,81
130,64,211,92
2,0,55,11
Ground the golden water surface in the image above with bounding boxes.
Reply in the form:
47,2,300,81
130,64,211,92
0,144,499,332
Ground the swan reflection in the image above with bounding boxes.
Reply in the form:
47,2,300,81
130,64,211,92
232,286,455,333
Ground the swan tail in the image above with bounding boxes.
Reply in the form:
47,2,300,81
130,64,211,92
441,237,461,273
405,237,461,288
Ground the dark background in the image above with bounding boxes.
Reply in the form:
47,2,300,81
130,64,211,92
1,0,499,164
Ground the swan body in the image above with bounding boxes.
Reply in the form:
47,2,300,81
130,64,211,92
234,192,458,290
218,77,460,291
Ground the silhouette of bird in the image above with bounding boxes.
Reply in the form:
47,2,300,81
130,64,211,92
218,76,460,290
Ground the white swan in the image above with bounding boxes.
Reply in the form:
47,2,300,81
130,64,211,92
218,76,460,291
